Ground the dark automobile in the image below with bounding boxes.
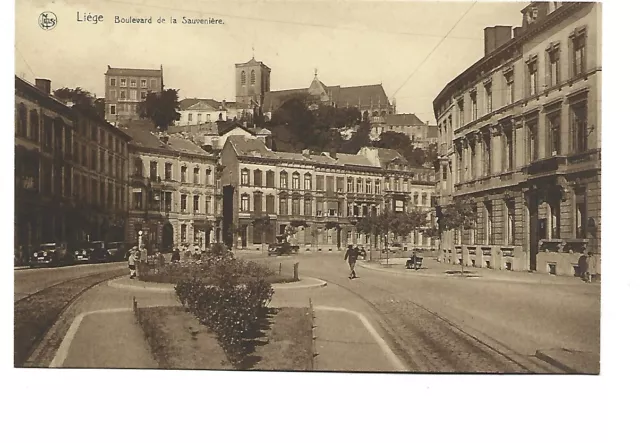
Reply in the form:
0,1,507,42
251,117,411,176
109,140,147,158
30,242,71,267
73,241,109,263
268,242,300,256
356,246,367,259
106,242,127,261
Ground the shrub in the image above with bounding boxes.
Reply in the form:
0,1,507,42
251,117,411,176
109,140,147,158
174,256,275,367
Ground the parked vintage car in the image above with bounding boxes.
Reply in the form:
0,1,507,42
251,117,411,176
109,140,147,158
268,241,300,256
30,242,72,267
73,241,109,263
106,242,127,261
406,255,424,270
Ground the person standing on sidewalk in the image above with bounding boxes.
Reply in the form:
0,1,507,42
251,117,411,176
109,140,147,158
128,246,139,279
344,245,359,279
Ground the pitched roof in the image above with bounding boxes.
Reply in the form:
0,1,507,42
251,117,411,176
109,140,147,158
226,135,276,158
179,98,223,111
105,66,162,77
121,122,210,156
376,148,408,166
335,153,376,167
383,113,424,126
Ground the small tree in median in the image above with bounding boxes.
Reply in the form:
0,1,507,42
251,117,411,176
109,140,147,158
440,196,476,275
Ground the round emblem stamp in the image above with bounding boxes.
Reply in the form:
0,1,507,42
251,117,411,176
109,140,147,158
38,12,57,30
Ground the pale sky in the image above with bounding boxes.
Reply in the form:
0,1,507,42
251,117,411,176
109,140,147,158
15,0,528,124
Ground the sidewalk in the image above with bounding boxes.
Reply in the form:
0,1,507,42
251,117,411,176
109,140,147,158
359,257,599,287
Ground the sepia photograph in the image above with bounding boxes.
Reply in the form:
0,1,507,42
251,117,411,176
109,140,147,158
13,0,603,378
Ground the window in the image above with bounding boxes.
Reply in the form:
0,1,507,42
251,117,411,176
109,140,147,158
484,81,492,113
181,166,187,182
471,92,478,121
547,112,561,156
165,163,172,180
279,196,288,215
413,194,419,205
133,190,143,209
130,90,137,100
193,167,200,184
110,78,116,86
575,190,587,239
422,194,428,206
527,59,538,96
141,79,147,88
241,71,246,85
120,78,127,87
304,199,312,216
292,198,300,216
572,32,586,78
164,192,172,212
504,131,514,171
193,195,200,213
506,200,516,245
550,199,561,239
181,225,187,243
110,90,117,100
280,171,288,188
110,105,116,115
206,169,213,185
150,79,157,89
120,90,126,99
356,178,363,193
266,171,275,188
316,175,324,191
206,114,211,122
548,45,560,87
304,173,312,190
130,79,136,87
254,193,263,213
205,196,212,214
292,172,300,189
571,102,588,153
188,113,193,122
485,201,493,245
458,100,465,127
181,194,187,212
527,120,539,162
91,149,98,171
366,180,372,194
266,195,275,213
504,71,515,105
347,178,354,193
150,161,158,180
375,180,381,194
28,109,39,141
251,70,256,85
241,169,249,185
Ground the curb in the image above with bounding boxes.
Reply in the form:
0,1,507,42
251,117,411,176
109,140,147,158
107,275,327,293
534,349,599,374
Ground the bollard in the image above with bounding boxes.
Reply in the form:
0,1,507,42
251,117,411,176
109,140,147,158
293,262,299,281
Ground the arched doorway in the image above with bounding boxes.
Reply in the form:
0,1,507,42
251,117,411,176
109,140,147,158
162,223,174,252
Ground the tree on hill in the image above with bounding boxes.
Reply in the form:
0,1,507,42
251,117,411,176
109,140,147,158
343,115,371,154
139,88,180,131
53,87,105,119
374,131,430,167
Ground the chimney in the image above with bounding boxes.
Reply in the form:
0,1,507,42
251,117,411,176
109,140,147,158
35,78,52,95
484,26,512,56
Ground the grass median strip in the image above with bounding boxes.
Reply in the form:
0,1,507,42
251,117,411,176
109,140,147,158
136,305,313,370
14,269,128,367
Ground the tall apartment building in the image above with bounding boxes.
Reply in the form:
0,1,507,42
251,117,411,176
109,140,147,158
433,2,601,277
104,65,164,124
14,76,131,264
220,137,411,250
122,122,221,251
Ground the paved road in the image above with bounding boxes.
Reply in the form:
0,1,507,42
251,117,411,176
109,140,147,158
14,262,128,301
291,254,600,373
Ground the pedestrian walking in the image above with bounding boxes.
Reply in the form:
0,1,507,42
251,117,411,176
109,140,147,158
128,246,139,279
344,244,359,279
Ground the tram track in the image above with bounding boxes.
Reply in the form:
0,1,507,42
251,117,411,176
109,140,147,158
320,272,544,373
14,268,128,367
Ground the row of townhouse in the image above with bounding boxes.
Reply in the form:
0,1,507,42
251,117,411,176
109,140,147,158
15,76,130,263
433,1,601,277
220,136,426,250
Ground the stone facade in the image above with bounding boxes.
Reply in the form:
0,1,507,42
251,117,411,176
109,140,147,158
434,2,601,277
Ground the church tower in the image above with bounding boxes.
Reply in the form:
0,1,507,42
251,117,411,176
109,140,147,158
235,57,271,107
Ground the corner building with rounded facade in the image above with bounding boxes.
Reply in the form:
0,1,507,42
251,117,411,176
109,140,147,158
433,2,601,277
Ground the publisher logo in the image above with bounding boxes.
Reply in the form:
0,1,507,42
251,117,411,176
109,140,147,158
38,12,57,30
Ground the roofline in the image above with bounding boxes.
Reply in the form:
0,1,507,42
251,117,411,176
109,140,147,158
128,140,214,160
15,76,75,118
432,1,585,112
